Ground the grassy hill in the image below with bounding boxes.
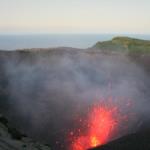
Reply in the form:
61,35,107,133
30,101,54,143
93,36,150,54
92,36,150,72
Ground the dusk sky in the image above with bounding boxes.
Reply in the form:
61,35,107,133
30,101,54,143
0,0,150,34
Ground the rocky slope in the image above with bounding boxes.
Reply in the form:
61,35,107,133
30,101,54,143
0,114,51,150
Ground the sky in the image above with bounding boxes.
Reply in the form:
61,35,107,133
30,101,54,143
0,0,150,34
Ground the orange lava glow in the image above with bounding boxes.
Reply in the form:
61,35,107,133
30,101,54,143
70,104,121,150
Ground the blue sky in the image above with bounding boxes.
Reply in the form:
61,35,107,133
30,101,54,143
0,0,150,34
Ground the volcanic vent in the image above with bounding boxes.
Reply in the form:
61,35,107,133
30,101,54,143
68,97,135,150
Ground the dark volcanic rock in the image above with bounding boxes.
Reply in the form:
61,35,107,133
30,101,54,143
0,114,51,150
89,130,150,150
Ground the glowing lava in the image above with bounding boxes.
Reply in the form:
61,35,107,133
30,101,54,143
70,104,121,150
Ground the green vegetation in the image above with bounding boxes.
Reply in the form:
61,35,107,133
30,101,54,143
93,36,150,54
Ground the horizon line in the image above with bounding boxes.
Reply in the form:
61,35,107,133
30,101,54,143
0,33,150,35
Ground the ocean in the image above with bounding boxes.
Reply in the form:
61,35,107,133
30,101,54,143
0,34,150,50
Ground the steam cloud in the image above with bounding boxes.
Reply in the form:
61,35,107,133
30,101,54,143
1,50,150,149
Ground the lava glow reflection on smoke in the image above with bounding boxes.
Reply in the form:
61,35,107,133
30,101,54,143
69,99,129,150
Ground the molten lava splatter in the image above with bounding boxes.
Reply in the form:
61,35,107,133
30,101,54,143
70,103,123,150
